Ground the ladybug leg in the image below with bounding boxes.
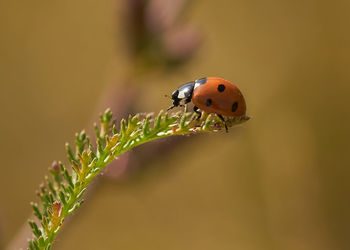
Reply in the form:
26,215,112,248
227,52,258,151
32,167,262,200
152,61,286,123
217,114,228,133
183,97,191,113
193,106,201,120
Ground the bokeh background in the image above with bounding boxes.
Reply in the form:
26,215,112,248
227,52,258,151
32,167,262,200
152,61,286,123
1,0,349,249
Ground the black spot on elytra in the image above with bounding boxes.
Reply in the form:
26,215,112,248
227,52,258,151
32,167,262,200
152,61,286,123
217,84,225,92
232,102,238,112
206,98,212,106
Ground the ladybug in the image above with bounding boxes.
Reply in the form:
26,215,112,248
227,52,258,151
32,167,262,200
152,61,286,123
167,77,246,132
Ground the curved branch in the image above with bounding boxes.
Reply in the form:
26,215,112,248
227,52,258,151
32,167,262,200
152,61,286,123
28,109,249,249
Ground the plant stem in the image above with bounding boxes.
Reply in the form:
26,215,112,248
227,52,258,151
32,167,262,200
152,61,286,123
28,110,249,249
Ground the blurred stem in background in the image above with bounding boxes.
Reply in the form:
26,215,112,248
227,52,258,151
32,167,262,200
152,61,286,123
6,0,201,249
96,0,201,179
124,0,200,68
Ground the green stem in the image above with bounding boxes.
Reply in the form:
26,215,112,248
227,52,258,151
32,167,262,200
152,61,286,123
28,110,249,250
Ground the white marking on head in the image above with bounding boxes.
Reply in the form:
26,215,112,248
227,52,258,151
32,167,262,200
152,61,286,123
178,87,189,98
194,82,201,89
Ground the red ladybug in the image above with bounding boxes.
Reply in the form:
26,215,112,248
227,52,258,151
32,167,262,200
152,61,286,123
167,77,246,131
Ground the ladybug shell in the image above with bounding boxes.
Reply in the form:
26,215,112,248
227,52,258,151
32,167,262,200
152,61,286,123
192,77,246,117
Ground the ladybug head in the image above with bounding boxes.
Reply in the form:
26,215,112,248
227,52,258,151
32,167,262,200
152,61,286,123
167,81,195,111
168,89,180,109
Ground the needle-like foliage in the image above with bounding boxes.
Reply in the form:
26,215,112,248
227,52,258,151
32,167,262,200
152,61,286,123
28,109,249,249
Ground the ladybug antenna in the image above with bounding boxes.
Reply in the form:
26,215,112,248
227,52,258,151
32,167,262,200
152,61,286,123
167,105,175,111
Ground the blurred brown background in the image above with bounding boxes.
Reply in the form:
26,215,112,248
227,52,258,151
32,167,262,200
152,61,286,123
1,0,349,249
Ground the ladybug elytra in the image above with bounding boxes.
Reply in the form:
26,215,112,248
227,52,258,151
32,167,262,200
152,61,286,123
167,77,246,132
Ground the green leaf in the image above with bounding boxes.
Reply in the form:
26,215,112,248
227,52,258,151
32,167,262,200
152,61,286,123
68,199,84,214
65,143,77,164
38,236,45,247
153,110,163,130
120,119,127,135
59,191,67,205
76,130,87,155
29,220,42,238
46,177,57,198
62,168,74,189
31,202,42,220
28,240,36,250
142,116,151,136
93,123,100,140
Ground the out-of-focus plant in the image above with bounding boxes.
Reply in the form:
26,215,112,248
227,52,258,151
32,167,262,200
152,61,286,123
102,0,202,179
27,109,249,249
124,0,201,67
